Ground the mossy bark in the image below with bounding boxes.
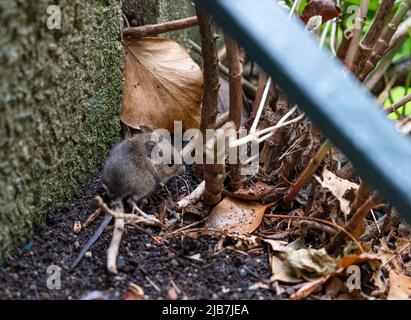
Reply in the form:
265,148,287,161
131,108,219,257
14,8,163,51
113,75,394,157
0,0,124,261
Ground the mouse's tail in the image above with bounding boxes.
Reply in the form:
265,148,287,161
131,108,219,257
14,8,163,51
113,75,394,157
69,215,113,271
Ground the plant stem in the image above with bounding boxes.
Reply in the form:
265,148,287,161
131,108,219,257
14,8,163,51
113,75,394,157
344,0,370,68
351,0,395,76
284,139,330,203
385,92,411,114
195,4,222,206
225,34,243,187
359,0,411,80
326,193,380,253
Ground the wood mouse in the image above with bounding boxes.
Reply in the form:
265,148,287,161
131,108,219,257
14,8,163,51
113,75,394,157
70,126,184,270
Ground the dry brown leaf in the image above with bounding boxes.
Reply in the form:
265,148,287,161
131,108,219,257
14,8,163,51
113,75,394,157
314,168,359,216
279,248,338,281
122,282,147,300
205,196,267,234
223,181,273,201
300,0,342,24
121,37,203,131
270,255,302,283
387,271,411,300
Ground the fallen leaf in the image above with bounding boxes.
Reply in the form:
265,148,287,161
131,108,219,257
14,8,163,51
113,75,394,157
279,248,338,281
270,255,302,283
314,168,359,216
121,37,203,131
387,271,411,300
122,282,147,300
223,181,273,201
205,196,267,234
300,0,342,24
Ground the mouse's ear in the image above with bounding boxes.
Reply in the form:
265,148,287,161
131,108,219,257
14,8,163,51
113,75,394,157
145,140,157,157
139,125,153,133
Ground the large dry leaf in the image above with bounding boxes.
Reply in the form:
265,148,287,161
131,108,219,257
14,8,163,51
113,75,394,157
285,252,379,299
205,196,267,234
121,37,203,131
387,271,411,300
314,168,359,216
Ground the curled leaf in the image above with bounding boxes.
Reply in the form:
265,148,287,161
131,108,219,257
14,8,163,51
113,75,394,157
314,168,359,216
301,0,342,24
121,37,203,131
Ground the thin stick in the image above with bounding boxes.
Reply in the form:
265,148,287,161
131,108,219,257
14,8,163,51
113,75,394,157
284,139,330,203
123,16,198,38
330,19,337,56
196,4,222,206
107,205,125,275
82,208,102,229
319,20,331,49
176,181,206,209
250,77,271,133
337,30,353,61
189,39,257,96
225,33,243,186
326,193,380,253
344,0,370,68
385,92,411,114
265,214,364,252
250,71,268,118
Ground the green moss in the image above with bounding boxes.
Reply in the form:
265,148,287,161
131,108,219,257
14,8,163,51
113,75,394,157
0,0,124,261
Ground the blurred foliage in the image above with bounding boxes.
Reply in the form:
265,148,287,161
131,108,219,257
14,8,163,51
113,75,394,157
295,0,411,117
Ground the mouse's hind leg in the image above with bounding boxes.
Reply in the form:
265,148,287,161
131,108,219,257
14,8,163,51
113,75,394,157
127,195,160,222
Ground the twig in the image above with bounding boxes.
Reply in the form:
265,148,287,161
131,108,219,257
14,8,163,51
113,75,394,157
351,0,395,76
225,34,243,186
385,92,411,114
364,37,407,90
344,0,370,68
265,214,364,252
250,72,268,121
163,218,208,237
229,105,301,148
82,208,102,229
176,181,206,209
123,16,198,38
250,77,272,133
107,205,125,275
196,4,222,206
359,0,411,80
189,39,257,97
284,139,330,203
337,30,353,61
326,193,380,253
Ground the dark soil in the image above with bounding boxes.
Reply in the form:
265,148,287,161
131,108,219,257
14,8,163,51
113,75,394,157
0,170,278,300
